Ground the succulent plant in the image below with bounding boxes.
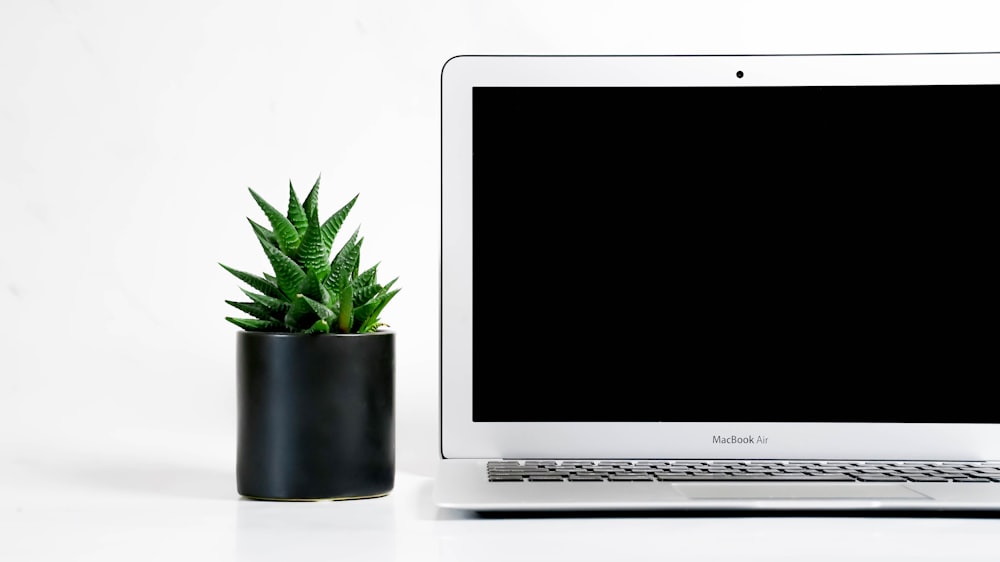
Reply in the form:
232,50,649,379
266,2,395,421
221,175,400,334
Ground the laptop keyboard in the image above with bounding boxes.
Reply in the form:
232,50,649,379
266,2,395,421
487,460,1000,482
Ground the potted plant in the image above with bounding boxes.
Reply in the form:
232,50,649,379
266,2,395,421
220,174,400,501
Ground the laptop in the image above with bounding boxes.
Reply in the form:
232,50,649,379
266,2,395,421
435,53,1000,512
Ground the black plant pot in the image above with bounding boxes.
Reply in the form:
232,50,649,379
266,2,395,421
236,330,395,501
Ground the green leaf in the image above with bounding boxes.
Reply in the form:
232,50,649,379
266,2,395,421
286,180,308,235
283,294,315,330
225,317,287,331
304,318,330,334
248,219,276,246
323,228,362,294
351,282,381,308
225,300,276,322
249,187,301,256
355,279,398,328
240,288,290,316
353,262,379,286
350,263,381,306
320,194,358,254
302,174,321,221
301,294,335,323
353,278,397,324
336,283,353,333
328,254,355,309
250,218,306,299
296,192,332,279
296,272,330,305
219,263,283,299
357,286,400,333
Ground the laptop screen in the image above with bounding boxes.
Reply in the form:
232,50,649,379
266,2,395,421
471,85,995,423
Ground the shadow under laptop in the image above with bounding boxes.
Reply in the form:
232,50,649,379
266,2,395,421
432,509,1000,562
465,508,1000,519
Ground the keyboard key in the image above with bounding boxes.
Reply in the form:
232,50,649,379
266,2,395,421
608,474,654,481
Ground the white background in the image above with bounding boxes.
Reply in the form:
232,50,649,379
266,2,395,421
3,2,1000,561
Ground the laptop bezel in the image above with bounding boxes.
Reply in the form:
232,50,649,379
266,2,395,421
440,53,1000,461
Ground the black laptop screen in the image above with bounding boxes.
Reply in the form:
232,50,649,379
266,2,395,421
471,85,996,423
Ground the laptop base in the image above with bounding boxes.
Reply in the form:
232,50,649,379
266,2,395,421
434,459,1000,512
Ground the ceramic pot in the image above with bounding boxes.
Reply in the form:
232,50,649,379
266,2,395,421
235,330,395,500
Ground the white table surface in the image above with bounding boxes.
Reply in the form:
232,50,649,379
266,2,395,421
5,439,1000,562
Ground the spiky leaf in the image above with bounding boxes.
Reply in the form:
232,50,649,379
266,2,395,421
248,219,277,247
296,195,332,280
352,262,379,286
296,272,330,306
220,263,283,299
354,278,398,323
240,288,290,315
350,264,382,306
351,282,381,308
225,317,287,331
225,300,276,322
357,286,400,333
286,180,308,235
249,187,300,256
302,174,321,221
284,294,315,330
301,294,335,323
324,229,362,294
251,219,306,299
320,194,358,254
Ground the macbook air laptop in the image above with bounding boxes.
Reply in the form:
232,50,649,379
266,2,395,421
435,53,1000,511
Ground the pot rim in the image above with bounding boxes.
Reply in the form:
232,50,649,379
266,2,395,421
236,329,394,338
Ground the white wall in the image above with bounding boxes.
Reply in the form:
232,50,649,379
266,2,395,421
2,0,998,479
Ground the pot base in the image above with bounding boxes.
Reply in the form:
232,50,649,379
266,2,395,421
240,491,391,502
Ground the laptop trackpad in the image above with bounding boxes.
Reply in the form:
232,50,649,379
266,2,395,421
675,483,929,500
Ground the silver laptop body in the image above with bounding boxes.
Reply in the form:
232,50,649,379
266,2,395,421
436,53,1000,511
